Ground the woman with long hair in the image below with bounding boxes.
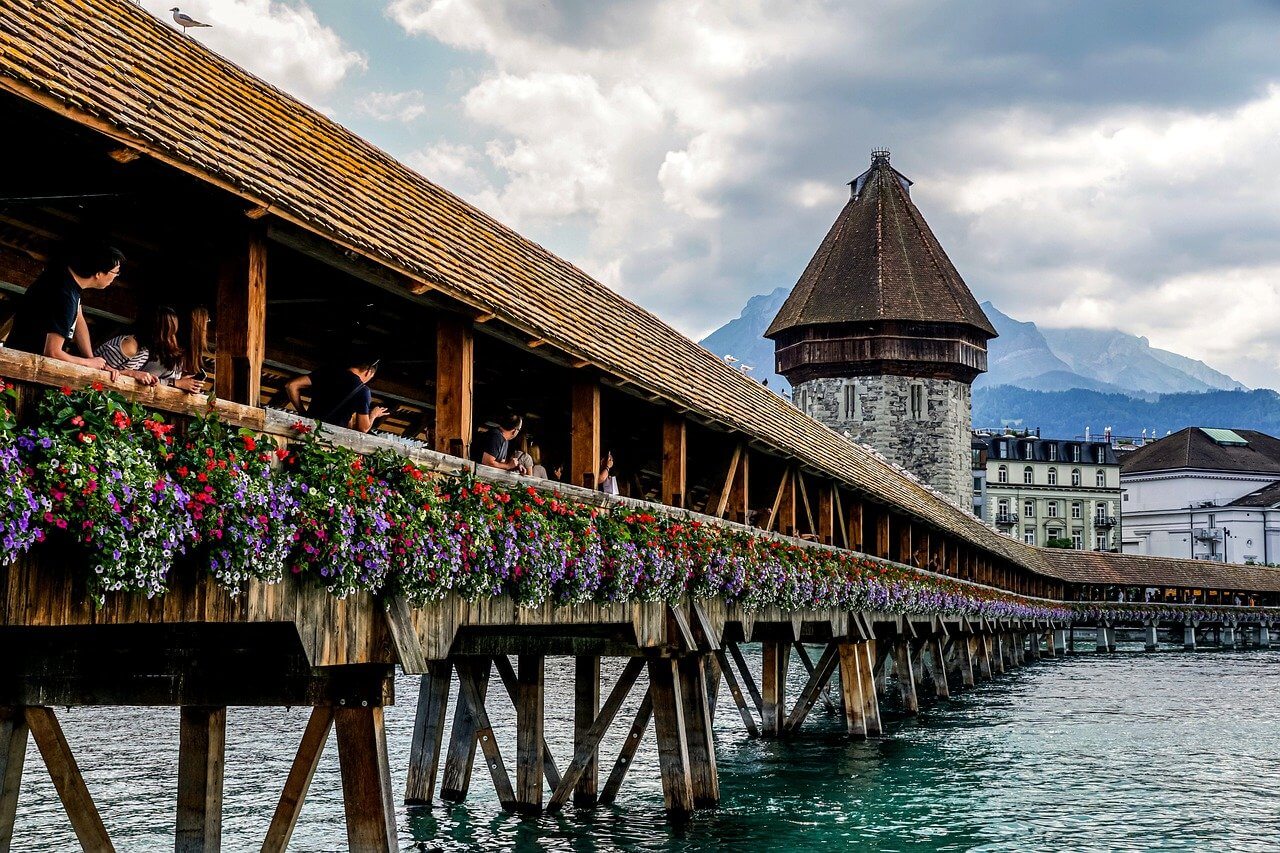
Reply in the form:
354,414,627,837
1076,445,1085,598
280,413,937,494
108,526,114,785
95,305,183,387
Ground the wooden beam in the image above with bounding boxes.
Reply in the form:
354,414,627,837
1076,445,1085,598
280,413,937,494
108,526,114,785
647,659,694,814
491,656,561,791
929,637,950,699
726,446,750,525
434,317,474,458
832,488,849,549
678,657,719,808
784,643,840,733
817,483,835,545
874,510,891,559
662,416,687,508
334,707,397,853
726,642,764,716
792,643,837,716
23,707,113,853
797,472,818,536
547,659,645,812
455,660,516,811
571,380,601,489
176,707,226,853
849,497,864,552
404,662,451,805
761,641,789,737
215,229,267,405
892,639,919,715
573,656,600,806
262,706,333,853
514,655,544,813
712,650,759,737
598,689,653,805
439,658,490,802
838,643,867,737
897,519,913,566
0,708,29,853
773,469,797,536
859,641,883,736
913,529,930,571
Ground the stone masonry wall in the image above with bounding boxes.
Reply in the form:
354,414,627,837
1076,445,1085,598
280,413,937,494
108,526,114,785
795,375,972,510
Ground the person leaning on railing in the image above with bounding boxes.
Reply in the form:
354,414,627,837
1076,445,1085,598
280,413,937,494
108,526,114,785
283,352,389,434
473,413,526,472
4,240,124,380
94,305,205,394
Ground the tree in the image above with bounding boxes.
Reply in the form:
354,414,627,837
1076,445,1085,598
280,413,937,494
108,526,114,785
1046,537,1074,549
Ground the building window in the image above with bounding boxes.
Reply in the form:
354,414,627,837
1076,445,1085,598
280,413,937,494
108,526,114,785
1096,469,1106,488
997,465,1008,483
972,448,982,467
1023,499,1035,517
1047,443,1058,461
973,477,982,494
1095,533,1108,551
1047,467,1058,486
1095,502,1109,522
1096,446,1106,463
1023,466,1034,484
1023,441,1034,458
1071,501,1082,519
1071,530,1083,549
910,384,924,420
997,498,1009,516
1071,468,1081,486
1070,444,1081,462
842,381,860,420
1047,501,1059,518
998,441,1008,460
1024,529,1037,545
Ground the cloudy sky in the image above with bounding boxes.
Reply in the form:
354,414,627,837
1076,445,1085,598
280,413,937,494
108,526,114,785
148,1,1280,387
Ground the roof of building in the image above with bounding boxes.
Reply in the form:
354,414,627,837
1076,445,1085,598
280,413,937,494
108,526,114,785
1229,480,1280,508
0,0,1030,569
764,152,997,339
1120,427,1280,475
973,433,1118,465
1037,549,1280,592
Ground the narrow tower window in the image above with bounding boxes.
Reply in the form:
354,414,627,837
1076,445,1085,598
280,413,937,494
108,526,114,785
910,383,924,420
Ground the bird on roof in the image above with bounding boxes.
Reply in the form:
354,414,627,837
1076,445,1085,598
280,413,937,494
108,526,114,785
722,354,739,363
170,8,211,34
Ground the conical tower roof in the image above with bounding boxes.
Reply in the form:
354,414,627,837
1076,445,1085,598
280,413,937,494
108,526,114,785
766,151,996,339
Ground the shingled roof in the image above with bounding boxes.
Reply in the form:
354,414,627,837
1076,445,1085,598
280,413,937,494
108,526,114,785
1121,427,1280,475
765,152,997,339
0,0,1030,570
1037,549,1280,592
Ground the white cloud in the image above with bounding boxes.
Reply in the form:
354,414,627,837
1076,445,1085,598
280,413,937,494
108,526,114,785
151,1,365,101
359,90,428,123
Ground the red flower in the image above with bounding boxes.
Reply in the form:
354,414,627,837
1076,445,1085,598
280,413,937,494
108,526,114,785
242,435,257,452
176,466,189,478
60,385,72,396
291,420,312,434
91,381,104,391
275,448,290,460
70,415,85,427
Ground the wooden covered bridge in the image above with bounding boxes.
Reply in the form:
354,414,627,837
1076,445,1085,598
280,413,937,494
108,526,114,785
1,2,1279,850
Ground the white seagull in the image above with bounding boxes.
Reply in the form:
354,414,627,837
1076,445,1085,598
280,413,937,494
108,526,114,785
170,8,211,34
722,354,739,364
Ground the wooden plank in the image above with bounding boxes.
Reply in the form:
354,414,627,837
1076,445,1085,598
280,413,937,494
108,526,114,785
712,650,759,737
439,658,490,802
384,597,428,674
573,655,600,807
875,511,891,559
571,381,601,489
333,707,397,853
647,659,693,814
262,706,333,853
404,662,451,805
547,658,645,812
761,641,789,737
776,469,797,536
690,602,721,652
726,642,764,716
929,637,950,699
859,641,883,736
599,689,653,805
726,447,750,524
816,483,835,545
678,656,719,808
832,488,849,549
661,416,687,508
797,472,818,536
668,605,697,652
455,660,516,810
913,529,929,570
792,643,837,716
891,639,919,715
514,655,544,813
176,706,226,853
712,444,742,519
838,643,866,736
0,708,29,853
215,230,267,405
23,707,113,852
434,317,475,458
492,656,561,791
784,642,840,733
848,497,864,552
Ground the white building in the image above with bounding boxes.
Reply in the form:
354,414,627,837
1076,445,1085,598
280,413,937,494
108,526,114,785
1121,427,1280,565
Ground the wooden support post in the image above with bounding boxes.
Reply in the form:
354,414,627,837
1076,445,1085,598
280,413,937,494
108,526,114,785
215,230,267,405
24,707,113,853
874,511,891,559
848,498,864,552
1026,632,1041,660
817,483,835,545
761,641,790,737
492,656,561,792
434,318,475,457
514,655,545,813
647,660,694,814
929,637,950,699
726,642,764,716
1143,622,1157,652
678,657,719,808
892,639,919,714
713,650,759,737
792,643,837,716
176,706,225,853
837,644,866,736
947,541,959,576
859,640,883,736
897,520,913,566
334,707,397,853
454,661,515,811
0,709,28,853
991,634,1006,675
784,643,840,734
405,661,451,805
977,635,994,679
661,416,687,508
572,380,602,489
958,636,975,687
599,689,654,806
548,660,644,812
439,658,491,802
573,655,601,806
262,707,333,853
722,446,749,523
773,470,797,535
913,530,930,571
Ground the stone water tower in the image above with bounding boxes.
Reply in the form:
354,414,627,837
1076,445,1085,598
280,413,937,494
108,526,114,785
765,150,997,509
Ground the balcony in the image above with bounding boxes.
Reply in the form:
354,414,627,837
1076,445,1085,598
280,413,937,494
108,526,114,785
994,512,1018,528
1094,516,1117,529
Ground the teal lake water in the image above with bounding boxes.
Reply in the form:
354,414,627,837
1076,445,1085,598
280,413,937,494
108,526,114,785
10,642,1280,851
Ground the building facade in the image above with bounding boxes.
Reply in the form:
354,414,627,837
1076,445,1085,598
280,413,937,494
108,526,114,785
767,151,996,510
974,431,1122,550
1121,427,1280,564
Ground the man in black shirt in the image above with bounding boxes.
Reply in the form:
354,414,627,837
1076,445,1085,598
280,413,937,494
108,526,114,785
6,242,124,378
477,414,524,471
283,355,389,433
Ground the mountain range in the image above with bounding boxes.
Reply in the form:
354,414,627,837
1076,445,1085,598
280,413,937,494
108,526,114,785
698,289,1274,436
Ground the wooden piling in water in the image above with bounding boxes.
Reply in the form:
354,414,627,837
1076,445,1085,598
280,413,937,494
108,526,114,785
175,706,226,853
